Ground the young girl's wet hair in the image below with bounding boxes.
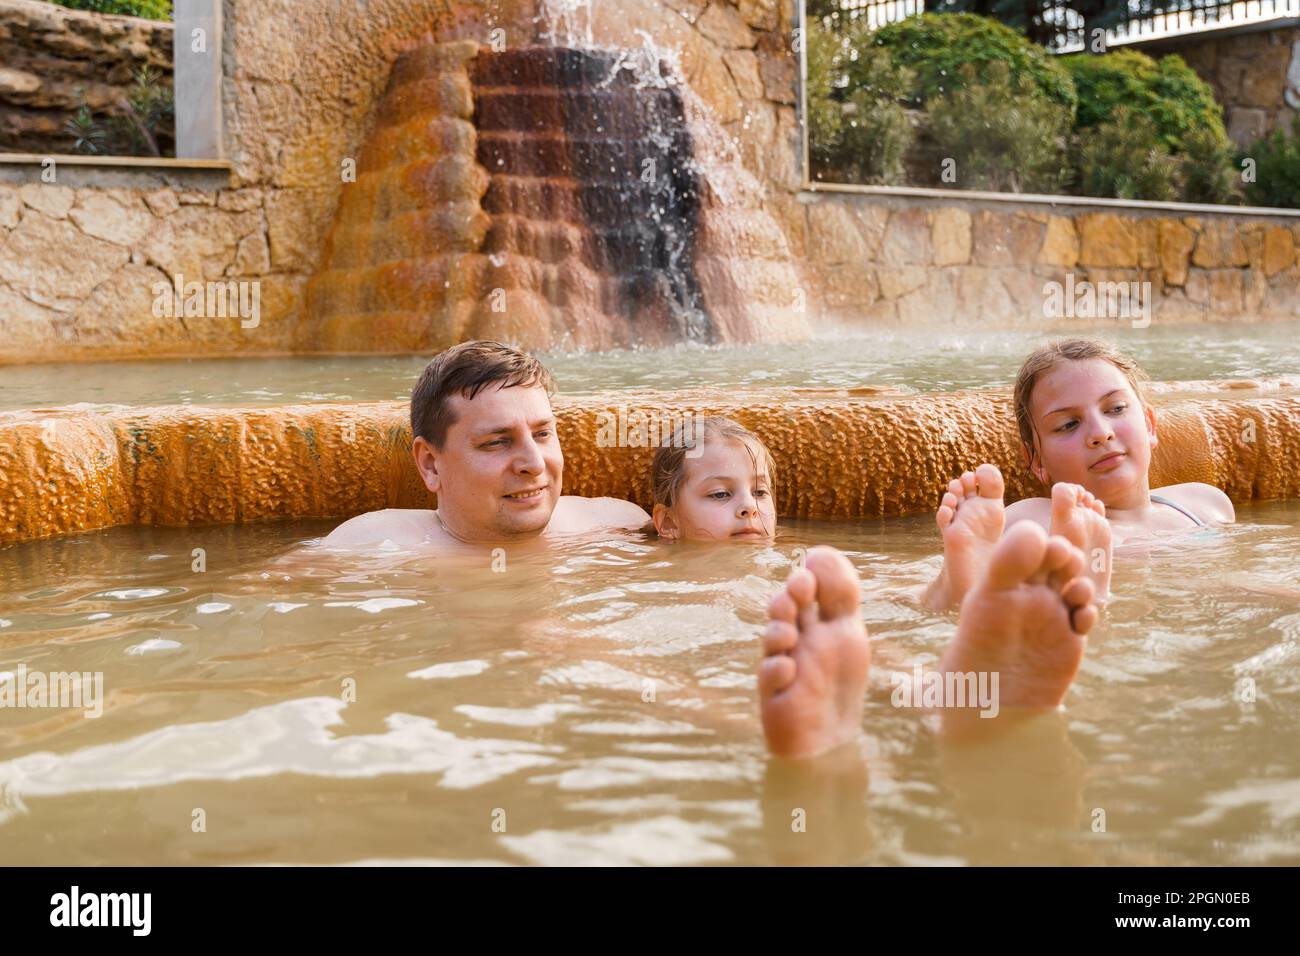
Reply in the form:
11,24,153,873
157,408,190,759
1013,338,1150,479
651,416,776,509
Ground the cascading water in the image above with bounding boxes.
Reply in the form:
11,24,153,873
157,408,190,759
297,1,810,353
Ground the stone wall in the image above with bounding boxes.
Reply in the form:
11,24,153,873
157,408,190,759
0,0,174,154
1,0,1299,366
798,192,1300,326
1146,24,1300,148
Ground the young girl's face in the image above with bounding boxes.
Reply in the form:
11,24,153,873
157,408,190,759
654,437,776,542
1027,358,1158,501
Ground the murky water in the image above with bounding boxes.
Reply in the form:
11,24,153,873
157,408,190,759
2,501,1297,865
4,320,1300,411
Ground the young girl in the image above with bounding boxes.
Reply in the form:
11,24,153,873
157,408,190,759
650,416,777,542
925,338,1236,610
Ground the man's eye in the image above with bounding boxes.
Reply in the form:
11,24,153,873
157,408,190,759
534,430,551,440
484,439,506,448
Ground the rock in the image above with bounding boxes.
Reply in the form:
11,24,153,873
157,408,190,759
1208,269,1245,315
68,190,154,246
1263,225,1295,276
1239,45,1291,108
1158,219,1195,287
881,207,932,265
0,186,22,230
877,265,927,300
1077,213,1138,268
1228,108,1269,150
1037,215,1079,268
755,32,795,105
736,0,780,32
696,2,757,48
18,183,74,219
217,189,265,213
0,67,42,97
265,189,336,273
723,49,765,100
1192,220,1249,268
931,207,972,266
689,48,743,124
662,0,707,25
973,211,1042,267
0,209,129,311
808,201,867,264
142,189,178,219
234,231,272,275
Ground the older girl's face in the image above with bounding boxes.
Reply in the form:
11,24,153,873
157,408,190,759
1027,358,1157,502
653,438,776,542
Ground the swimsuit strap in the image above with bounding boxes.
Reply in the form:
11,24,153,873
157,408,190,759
1149,493,1207,528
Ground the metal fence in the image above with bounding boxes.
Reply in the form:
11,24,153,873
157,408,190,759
811,0,1300,51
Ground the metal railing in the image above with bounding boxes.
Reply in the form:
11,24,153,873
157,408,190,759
814,0,1300,51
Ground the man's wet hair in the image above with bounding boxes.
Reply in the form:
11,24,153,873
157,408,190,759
411,341,556,448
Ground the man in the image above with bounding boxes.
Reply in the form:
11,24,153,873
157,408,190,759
325,340,649,550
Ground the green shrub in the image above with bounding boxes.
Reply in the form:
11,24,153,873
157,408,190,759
873,13,1076,113
1064,50,1228,151
928,61,1071,193
1076,107,1181,201
1066,50,1238,204
64,66,174,157
1242,116,1300,208
45,0,172,20
807,21,915,185
1180,123,1243,204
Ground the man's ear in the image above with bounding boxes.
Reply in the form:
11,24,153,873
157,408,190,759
652,503,678,541
1145,403,1158,449
413,436,441,494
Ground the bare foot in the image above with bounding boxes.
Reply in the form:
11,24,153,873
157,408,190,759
1049,482,1112,602
923,463,1006,610
759,547,872,759
939,522,1096,736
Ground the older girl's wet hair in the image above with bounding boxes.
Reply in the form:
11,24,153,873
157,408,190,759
651,416,776,508
1013,338,1150,473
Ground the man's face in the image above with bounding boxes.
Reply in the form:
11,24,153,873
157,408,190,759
416,384,563,541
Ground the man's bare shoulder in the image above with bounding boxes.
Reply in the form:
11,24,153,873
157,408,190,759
551,496,651,533
322,509,440,549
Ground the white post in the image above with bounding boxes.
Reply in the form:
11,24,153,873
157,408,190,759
174,0,223,159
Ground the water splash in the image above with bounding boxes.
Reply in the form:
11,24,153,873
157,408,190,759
539,0,594,48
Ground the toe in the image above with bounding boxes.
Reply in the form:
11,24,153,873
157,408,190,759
768,589,798,624
759,655,797,697
948,477,965,500
959,471,978,496
1043,534,1085,583
1070,603,1099,636
983,521,1049,590
974,463,1004,500
1062,574,1095,610
785,567,816,611
804,546,861,621
763,620,798,656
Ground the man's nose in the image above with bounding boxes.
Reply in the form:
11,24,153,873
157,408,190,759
514,435,546,473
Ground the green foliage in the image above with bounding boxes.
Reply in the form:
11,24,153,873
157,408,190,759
873,13,1076,112
1064,50,1226,149
928,61,1072,193
1180,123,1243,205
1065,50,1237,202
63,102,110,155
64,66,174,157
807,20,915,185
45,0,172,20
1242,116,1300,209
1076,107,1181,201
